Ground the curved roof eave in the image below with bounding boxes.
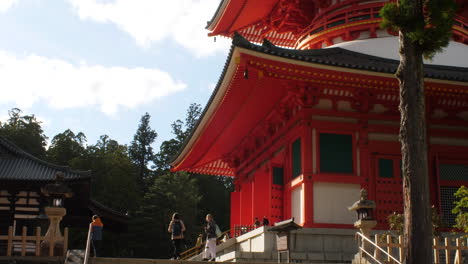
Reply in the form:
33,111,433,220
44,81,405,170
206,0,230,31
170,37,239,169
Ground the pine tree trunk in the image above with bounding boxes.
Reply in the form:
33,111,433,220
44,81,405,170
396,7,433,263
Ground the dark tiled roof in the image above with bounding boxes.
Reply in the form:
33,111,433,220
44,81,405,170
233,34,468,82
0,136,91,181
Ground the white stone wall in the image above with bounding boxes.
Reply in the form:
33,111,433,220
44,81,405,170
291,185,303,224
313,182,360,224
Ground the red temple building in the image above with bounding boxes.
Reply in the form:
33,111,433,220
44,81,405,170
172,0,468,238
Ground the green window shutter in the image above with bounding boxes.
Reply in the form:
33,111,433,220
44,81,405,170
273,167,284,185
319,133,353,174
378,158,393,178
292,138,302,178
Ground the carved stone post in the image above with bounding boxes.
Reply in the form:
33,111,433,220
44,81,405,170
354,217,377,254
41,207,66,256
40,172,73,256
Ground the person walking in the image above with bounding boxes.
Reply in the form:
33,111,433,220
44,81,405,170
168,212,186,260
202,214,217,261
91,215,103,257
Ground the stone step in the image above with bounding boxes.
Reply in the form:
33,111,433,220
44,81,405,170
65,249,86,264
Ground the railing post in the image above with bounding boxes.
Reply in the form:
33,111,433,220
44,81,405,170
7,226,13,257
434,237,440,264
49,234,54,256
445,237,450,264
374,234,380,261
21,226,27,256
398,235,403,263
36,227,41,256
455,238,461,264
386,234,391,263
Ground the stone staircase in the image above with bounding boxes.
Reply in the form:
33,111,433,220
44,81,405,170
93,259,349,264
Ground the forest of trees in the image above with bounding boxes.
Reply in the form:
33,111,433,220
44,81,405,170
0,106,233,258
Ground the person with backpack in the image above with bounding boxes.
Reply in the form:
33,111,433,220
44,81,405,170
202,213,217,261
168,212,186,259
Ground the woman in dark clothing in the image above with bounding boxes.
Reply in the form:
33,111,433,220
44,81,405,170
168,212,186,259
202,214,217,261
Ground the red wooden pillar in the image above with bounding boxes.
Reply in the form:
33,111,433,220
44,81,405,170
252,169,271,222
302,123,314,227
240,180,253,225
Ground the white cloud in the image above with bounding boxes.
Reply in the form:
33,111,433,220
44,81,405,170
0,51,186,115
67,0,231,57
0,0,17,12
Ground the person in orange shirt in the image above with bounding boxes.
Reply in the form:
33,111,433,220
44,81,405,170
91,215,104,257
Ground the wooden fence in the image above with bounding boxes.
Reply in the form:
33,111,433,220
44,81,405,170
0,226,68,257
358,232,468,264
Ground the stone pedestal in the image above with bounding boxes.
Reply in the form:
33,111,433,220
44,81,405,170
354,219,377,256
41,207,66,256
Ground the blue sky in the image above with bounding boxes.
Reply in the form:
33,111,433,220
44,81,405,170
0,0,231,149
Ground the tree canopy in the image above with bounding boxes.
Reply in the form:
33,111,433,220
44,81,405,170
0,108,48,158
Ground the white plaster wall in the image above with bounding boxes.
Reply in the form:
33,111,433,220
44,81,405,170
239,239,250,252
328,37,468,67
313,182,360,224
291,185,303,224
250,233,265,252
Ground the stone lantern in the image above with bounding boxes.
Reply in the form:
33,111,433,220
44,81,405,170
40,172,73,256
348,188,377,254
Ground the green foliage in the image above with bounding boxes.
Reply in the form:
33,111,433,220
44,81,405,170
0,108,48,158
195,175,234,231
452,185,468,233
129,112,158,191
387,206,443,235
46,129,86,166
380,0,456,59
388,212,405,235
130,171,201,258
78,135,140,213
153,103,202,174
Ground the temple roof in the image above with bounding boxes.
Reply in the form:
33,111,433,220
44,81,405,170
207,0,468,48
0,136,91,181
170,34,468,176
233,35,468,82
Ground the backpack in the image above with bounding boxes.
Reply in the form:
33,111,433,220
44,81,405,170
215,224,222,238
172,221,182,237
